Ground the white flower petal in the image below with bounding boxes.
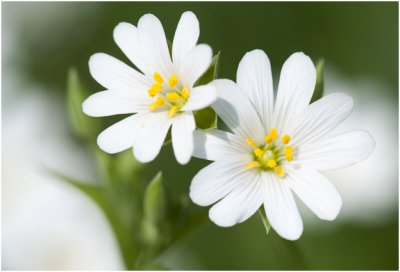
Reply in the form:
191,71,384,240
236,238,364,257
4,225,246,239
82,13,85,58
179,44,212,88
190,158,250,206
296,130,375,171
288,92,354,146
193,129,250,161
88,53,150,91
263,173,303,240
97,113,148,154
274,52,316,132
113,22,149,75
172,111,195,165
181,84,217,111
137,14,173,78
82,90,150,117
133,111,173,163
209,172,264,227
237,49,274,130
212,79,265,143
172,11,199,67
286,167,342,221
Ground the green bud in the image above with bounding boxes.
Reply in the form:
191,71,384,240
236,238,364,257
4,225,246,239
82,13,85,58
143,172,167,224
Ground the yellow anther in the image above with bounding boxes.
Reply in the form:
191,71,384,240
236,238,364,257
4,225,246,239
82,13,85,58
265,135,273,144
282,134,291,144
246,138,258,148
181,87,190,100
168,74,178,88
168,106,178,118
254,148,264,158
148,83,162,97
270,128,278,140
274,167,285,177
285,146,293,155
153,72,164,84
267,159,277,168
286,154,293,162
246,161,261,169
148,97,165,110
166,92,181,101
147,88,157,97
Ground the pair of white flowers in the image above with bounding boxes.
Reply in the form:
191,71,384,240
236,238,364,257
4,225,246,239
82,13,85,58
83,11,375,240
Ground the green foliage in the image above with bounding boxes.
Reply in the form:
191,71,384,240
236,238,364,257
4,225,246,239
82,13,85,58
310,58,324,103
66,68,100,140
58,69,212,269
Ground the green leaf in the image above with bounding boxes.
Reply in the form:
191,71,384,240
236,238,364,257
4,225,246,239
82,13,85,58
66,67,100,140
195,51,221,86
310,58,324,103
258,208,271,235
143,172,167,224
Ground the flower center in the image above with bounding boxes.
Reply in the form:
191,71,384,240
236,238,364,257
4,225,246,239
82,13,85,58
245,128,294,178
147,72,190,118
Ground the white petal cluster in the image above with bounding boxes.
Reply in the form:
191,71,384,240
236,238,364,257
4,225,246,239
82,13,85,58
82,11,375,240
83,12,216,164
190,50,375,240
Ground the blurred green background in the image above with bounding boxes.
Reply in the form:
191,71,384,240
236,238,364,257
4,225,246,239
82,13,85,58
2,2,398,270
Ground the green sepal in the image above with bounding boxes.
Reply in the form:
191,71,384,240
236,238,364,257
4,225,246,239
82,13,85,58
310,58,324,103
258,208,271,235
66,67,100,140
192,51,221,130
195,51,221,87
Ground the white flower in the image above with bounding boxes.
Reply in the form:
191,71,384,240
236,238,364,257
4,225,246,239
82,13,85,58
190,50,375,240
83,11,216,164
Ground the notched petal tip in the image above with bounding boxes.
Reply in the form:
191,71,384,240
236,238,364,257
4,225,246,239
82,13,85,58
113,22,135,39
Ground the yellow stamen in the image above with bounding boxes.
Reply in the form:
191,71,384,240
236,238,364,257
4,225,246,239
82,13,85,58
148,83,162,97
265,135,273,144
166,92,181,101
285,146,293,155
246,138,258,148
168,75,178,88
282,134,291,144
270,128,278,140
148,89,157,97
181,87,190,100
267,159,277,168
246,161,260,169
148,97,165,110
168,106,178,118
153,72,164,84
274,167,285,177
286,154,293,161
254,148,264,158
